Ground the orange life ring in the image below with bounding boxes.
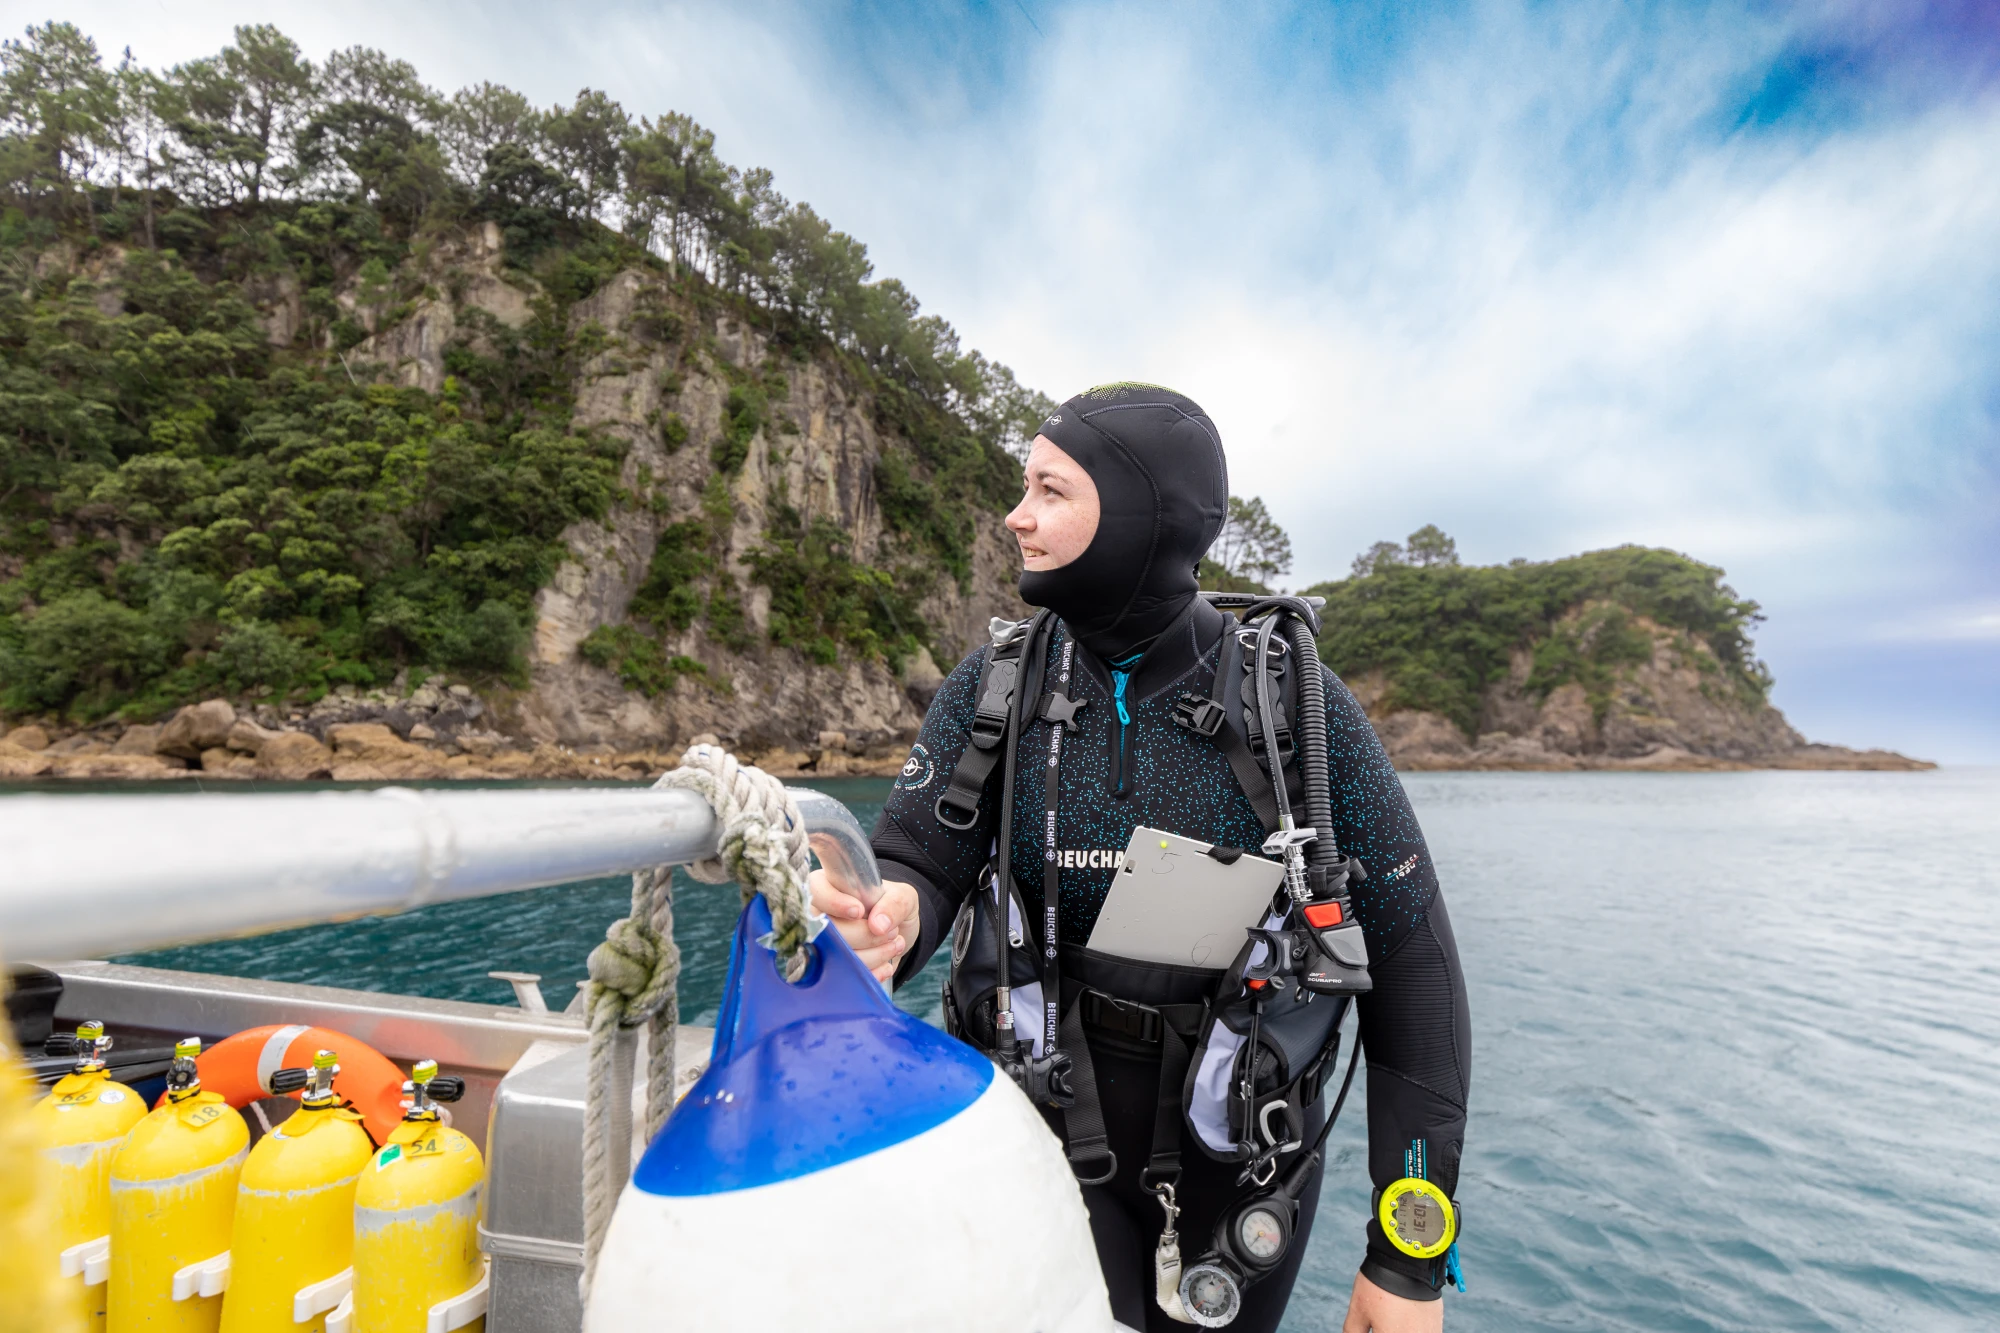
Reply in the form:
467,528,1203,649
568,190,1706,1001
161,1025,409,1145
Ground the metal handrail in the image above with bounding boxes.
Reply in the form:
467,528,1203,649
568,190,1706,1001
0,783,872,962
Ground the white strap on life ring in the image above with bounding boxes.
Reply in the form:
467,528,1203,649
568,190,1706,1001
256,1025,311,1094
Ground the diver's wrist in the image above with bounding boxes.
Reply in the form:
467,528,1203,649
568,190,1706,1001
1359,1254,1444,1302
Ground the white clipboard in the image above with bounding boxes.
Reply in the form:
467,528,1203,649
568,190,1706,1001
1084,825,1284,968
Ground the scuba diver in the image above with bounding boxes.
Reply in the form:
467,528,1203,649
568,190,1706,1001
809,383,1470,1332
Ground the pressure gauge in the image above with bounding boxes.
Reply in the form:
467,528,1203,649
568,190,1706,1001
1235,1203,1289,1265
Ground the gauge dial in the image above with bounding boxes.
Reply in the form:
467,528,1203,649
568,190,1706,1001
1237,1205,1288,1262
1180,1264,1242,1327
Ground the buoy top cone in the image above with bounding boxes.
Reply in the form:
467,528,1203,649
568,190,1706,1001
635,896,993,1196
593,897,1116,1332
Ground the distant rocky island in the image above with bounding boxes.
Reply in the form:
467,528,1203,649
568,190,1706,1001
1306,534,1931,773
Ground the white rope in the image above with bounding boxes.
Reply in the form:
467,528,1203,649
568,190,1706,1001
577,743,815,1300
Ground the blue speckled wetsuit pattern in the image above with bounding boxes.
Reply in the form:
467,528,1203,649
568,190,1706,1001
878,616,1438,956
872,601,1471,1320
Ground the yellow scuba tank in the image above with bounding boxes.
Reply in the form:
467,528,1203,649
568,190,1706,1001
31,1021,148,1328
220,1050,374,1333
349,1061,486,1333
109,1037,250,1333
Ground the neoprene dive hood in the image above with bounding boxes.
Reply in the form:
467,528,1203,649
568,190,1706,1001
1020,383,1228,661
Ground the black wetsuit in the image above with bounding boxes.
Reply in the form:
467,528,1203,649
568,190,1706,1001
873,598,1472,1330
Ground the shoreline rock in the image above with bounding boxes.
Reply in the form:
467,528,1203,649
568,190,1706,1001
0,694,915,784
0,697,1934,784
1388,739,1934,773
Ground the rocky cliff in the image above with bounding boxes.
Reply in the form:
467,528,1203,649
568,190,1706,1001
339,224,1025,764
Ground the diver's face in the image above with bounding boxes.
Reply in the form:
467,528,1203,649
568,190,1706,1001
1007,435,1101,572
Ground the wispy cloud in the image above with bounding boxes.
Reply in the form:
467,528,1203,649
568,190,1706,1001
1872,603,2000,642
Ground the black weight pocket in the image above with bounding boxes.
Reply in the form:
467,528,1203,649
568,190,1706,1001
1184,969,1344,1161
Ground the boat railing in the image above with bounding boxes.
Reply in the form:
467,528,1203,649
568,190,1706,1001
0,782,873,961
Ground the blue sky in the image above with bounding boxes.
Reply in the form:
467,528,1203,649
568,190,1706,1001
51,1,2000,761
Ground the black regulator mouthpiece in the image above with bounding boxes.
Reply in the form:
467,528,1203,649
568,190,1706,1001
995,1044,1076,1110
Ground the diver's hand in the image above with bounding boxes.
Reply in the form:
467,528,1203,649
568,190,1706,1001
1341,1272,1443,1333
808,869,920,984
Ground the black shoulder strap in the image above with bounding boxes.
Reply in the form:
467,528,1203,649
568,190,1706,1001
1209,627,1283,832
934,612,1048,830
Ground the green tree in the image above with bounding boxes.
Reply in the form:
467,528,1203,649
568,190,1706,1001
0,22,119,218
438,81,535,182
540,88,628,216
1200,495,1293,593
0,589,162,713
618,112,734,274
1350,539,1405,578
111,50,169,247
1405,523,1458,568
297,47,447,226
156,25,314,207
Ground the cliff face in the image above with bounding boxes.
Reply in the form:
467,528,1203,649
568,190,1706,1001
1347,610,1926,771
344,226,1024,761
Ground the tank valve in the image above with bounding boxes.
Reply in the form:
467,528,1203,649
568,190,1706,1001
45,1019,113,1071
401,1060,465,1121
269,1049,343,1105
164,1037,204,1102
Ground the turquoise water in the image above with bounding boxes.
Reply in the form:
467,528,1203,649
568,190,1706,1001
109,769,2000,1331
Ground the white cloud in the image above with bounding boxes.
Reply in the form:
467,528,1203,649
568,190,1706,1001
1870,603,2000,642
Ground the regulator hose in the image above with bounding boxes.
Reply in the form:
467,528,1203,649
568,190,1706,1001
1285,613,1340,868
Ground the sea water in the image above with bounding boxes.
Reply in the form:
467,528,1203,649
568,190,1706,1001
118,768,2000,1331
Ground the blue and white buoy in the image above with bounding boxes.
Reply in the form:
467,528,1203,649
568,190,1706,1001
586,896,1118,1332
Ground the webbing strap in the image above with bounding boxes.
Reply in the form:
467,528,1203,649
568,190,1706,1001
1209,629,1282,831
934,616,1043,829
1058,1000,1117,1184
1036,635,1083,1055
1144,1016,1196,1186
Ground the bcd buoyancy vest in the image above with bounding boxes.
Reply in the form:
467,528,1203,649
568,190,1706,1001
938,594,1375,1192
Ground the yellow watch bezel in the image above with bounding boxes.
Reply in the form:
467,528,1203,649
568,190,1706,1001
1378,1177,1456,1259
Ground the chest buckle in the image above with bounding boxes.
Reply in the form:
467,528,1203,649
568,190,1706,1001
1080,988,1163,1045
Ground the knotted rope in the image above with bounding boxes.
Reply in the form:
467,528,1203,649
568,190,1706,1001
577,743,816,1297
